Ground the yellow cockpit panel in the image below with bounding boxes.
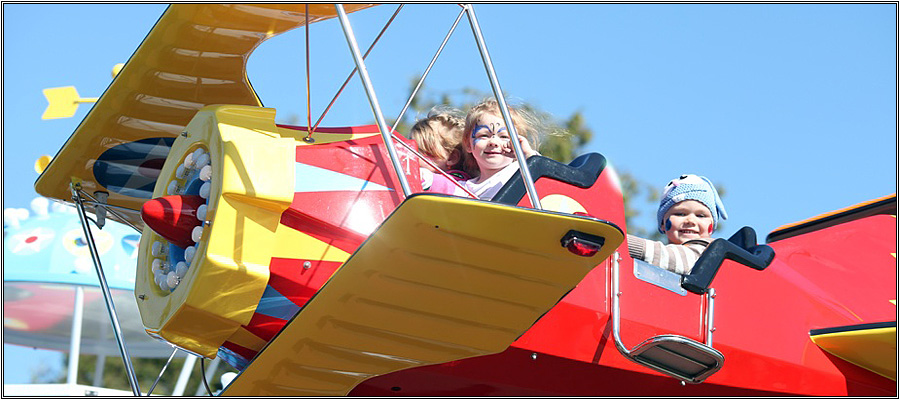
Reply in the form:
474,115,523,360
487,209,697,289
223,194,624,396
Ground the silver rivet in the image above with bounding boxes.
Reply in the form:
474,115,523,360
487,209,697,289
303,261,312,269
680,381,686,386
180,131,188,137
531,352,537,360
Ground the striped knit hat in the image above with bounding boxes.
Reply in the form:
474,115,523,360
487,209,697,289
657,174,727,234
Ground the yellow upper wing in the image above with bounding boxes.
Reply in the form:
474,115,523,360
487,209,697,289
34,4,375,228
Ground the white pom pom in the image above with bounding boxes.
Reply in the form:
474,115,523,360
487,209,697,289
197,204,207,221
199,182,211,199
184,245,196,264
175,261,188,278
31,197,50,217
191,226,203,243
166,271,179,288
4,208,22,229
199,165,212,182
176,164,187,179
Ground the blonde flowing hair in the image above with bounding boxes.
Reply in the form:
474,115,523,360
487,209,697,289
409,107,467,171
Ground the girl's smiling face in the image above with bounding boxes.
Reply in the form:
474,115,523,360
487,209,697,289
468,113,514,177
661,200,714,244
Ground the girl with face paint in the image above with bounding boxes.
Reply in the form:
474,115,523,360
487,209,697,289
460,99,541,200
626,174,727,275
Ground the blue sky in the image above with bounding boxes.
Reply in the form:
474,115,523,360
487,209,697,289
3,3,896,386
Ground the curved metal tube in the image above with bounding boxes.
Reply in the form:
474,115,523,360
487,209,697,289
610,252,631,356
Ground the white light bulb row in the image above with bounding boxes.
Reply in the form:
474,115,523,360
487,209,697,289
167,147,212,196
152,146,216,293
150,239,199,292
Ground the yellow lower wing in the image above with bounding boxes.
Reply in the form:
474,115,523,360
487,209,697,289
810,322,896,380
223,194,624,396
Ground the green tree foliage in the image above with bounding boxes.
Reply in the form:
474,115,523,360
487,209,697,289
390,78,670,234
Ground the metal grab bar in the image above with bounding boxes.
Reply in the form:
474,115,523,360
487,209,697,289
612,252,718,352
611,252,723,384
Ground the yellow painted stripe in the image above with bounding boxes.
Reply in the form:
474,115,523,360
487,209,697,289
274,225,351,263
226,327,267,353
772,194,896,233
811,326,896,380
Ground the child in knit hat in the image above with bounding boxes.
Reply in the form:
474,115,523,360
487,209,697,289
627,174,727,275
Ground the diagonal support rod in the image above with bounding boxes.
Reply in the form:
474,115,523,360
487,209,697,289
71,184,142,396
464,4,542,209
335,4,412,197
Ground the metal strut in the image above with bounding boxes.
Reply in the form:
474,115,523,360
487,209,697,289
464,4,542,210
71,183,142,396
336,4,413,198
390,7,466,133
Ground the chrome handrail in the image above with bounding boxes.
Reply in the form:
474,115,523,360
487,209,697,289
612,252,717,353
705,288,716,346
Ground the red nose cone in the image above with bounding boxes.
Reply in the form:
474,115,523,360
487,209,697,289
141,195,205,248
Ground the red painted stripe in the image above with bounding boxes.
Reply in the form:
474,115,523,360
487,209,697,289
268,257,344,306
279,205,367,254
221,340,258,362
243,312,288,342
276,124,381,134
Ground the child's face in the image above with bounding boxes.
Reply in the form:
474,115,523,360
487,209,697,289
468,113,514,174
661,200,714,244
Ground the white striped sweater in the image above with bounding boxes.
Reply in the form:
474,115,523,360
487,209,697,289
626,234,712,275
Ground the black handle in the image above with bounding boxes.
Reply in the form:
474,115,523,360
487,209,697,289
681,227,775,294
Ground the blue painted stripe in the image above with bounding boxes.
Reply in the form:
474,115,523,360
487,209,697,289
217,346,250,371
294,162,393,193
255,285,301,320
